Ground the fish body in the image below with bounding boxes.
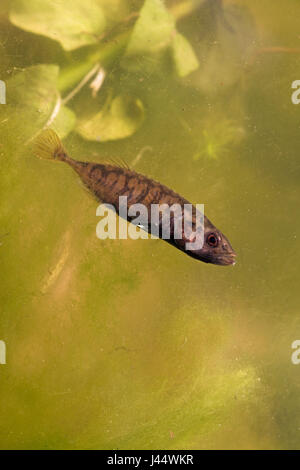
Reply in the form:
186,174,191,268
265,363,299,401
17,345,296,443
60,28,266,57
34,129,236,266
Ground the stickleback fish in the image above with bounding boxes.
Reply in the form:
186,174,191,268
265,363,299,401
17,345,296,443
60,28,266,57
34,129,236,266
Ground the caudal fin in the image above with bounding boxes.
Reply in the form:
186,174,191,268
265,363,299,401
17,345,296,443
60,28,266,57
33,129,68,161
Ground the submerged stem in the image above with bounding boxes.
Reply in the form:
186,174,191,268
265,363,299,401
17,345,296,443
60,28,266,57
58,31,131,93
61,63,101,105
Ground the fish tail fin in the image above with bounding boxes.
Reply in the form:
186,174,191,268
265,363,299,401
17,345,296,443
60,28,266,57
33,129,68,162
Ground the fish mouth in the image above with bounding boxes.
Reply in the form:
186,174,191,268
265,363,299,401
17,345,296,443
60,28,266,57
188,246,237,266
212,252,237,266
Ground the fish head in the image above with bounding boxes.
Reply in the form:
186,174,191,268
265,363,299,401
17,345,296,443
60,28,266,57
187,221,236,266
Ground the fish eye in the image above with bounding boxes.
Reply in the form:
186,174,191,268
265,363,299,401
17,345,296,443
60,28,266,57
207,233,219,247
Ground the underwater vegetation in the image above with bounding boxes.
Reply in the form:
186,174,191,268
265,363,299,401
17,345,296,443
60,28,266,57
0,0,255,149
0,0,300,450
193,116,245,161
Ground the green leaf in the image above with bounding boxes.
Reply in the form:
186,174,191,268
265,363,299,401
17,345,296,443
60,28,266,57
126,0,174,55
9,0,106,51
122,0,175,71
51,105,76,139
171,32,199,77
76,94,145,142
0,64,76,147
123,0,198,77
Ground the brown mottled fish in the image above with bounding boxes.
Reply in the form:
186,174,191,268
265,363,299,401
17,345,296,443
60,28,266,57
34,129,236,266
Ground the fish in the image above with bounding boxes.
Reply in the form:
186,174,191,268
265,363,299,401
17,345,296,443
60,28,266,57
34,129,236,266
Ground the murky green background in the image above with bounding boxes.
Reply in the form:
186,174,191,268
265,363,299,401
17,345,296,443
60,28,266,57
0,0,300,450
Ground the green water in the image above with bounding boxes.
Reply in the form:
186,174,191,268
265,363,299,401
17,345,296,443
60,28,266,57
0,0,300,450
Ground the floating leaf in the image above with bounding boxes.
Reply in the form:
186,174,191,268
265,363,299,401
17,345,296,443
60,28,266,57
171,32,199,77
77,94,145,142
0,64,75,147
9,0,106,51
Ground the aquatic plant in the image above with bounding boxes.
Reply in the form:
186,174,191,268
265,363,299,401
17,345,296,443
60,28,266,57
193,117,245,161
1,0,296,451
4,0,200,145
